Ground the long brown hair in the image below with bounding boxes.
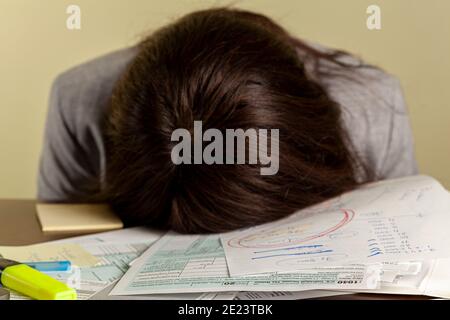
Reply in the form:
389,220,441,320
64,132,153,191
103,8,373,233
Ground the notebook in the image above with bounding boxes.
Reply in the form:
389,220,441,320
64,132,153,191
36,203,123,234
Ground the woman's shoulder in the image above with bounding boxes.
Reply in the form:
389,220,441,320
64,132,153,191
298,40,413,179
53,46,138,89
298,40,399,98
50,46,139,122
296,40,404,115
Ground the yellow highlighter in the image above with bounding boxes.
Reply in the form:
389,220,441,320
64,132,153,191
0,258,77,300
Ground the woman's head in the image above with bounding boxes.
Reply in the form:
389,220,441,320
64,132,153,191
104,8,367,233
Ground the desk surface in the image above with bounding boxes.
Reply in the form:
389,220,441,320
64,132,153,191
0,199,98,246
0,199,432,300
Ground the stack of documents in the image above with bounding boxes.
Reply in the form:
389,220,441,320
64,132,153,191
4,175,450,300
109,175,450,299
110,176,450,296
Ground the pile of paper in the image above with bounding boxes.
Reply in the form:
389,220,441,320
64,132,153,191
108,175,450,299
6,175,450,300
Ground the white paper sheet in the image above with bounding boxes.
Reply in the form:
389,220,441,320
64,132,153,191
343,258,450,299
234,290,349,300
87,280,230,300
10,240,153,300
419,258,450,299
52,226,164,246
110,233,380,296
11,228,197,300
221,176,450,276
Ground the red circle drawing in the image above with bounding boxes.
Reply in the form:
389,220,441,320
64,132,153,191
227,209,355,248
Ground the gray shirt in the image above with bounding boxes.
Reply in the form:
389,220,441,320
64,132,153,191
37,45,418,201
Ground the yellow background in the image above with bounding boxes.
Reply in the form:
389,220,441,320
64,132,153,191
0,0,449,198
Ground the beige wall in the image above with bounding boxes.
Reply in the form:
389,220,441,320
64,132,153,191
0,0,449,198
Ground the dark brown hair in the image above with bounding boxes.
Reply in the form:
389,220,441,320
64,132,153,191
103,8,372,233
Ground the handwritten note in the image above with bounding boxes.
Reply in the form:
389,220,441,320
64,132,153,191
221,175,450,276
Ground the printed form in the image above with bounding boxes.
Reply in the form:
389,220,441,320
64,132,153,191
110,233,380,296
10,228,226,300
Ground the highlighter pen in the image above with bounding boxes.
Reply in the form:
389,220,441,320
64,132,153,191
0,258,77,300
25,260,72,273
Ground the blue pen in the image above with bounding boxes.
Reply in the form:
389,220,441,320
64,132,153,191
24,261,72,273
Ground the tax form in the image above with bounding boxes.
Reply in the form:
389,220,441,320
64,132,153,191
110,233,380,296
221,175,450,276
9,241,151,300
9,228,218,300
